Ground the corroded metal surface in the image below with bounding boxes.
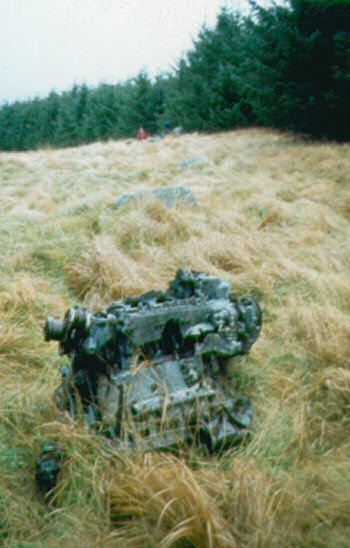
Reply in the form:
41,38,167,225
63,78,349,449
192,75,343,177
44,270,262,453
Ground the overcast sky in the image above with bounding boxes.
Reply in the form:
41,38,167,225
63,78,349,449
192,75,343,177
0,0,263,105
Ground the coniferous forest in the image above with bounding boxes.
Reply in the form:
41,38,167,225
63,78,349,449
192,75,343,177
1,0,349,151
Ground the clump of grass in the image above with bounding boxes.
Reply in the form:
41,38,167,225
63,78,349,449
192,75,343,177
0,324,25,356
300,367,350,452
258,202,293,229
108,451,318,547
280,300,350,367
109,198,200,256
108,453,236,547
66,235,153,307
320,367,350,417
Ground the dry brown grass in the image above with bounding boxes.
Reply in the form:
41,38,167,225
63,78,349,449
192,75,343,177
107,453,313,548
108,454,235,547
66,235,153,307
0,128,349,546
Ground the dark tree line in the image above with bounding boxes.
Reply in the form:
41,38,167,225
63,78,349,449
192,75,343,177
0,0,349,151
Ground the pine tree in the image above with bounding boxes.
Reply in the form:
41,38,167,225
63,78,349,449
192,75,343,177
244,0,350,140
165,9,253,132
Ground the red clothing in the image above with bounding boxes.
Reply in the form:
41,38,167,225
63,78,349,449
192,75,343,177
137,127,148,141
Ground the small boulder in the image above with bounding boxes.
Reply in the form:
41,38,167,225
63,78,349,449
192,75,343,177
115,186,197,208
176,155,206,169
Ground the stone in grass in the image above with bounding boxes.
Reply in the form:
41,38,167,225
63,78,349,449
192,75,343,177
115,186,197,208
176,155,206,169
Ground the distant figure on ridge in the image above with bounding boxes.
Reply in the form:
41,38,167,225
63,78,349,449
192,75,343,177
137,127,148,141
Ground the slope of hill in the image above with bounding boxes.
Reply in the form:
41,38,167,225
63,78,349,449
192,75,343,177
0,129,349,547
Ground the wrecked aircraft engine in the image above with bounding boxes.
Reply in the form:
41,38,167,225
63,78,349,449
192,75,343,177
42,269,262,460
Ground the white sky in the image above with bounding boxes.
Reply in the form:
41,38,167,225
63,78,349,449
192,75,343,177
0,0,266,105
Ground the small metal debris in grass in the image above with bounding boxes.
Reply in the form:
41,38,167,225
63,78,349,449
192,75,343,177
35,443,62,495
115,185,197,208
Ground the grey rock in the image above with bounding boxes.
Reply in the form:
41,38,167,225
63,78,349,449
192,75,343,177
115,185,197,208
176,155,206,169
172,126,183,136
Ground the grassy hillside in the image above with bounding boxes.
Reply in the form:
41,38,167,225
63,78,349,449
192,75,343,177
0,129,349,547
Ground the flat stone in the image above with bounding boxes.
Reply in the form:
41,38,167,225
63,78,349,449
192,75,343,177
176,155,206,169
115,185,197,208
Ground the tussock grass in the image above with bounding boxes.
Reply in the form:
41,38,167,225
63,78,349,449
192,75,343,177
107,453,312,547
66,235,152,306
108,454,236,547
0,128,349,546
